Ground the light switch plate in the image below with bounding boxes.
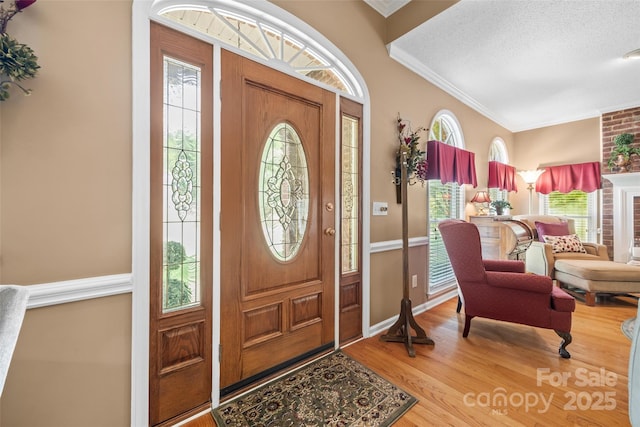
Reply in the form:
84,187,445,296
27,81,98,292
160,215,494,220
372,202,388,216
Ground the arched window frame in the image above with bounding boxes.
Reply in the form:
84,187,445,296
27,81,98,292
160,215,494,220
489,137,508,163
152,0,363,98
427,110,465,295
488,137,510,207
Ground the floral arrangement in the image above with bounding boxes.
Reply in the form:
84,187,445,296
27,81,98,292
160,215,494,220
395,114,428,181
0,0,39,101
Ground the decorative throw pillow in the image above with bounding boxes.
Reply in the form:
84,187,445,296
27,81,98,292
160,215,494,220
542,234,587,254
535,221,571,242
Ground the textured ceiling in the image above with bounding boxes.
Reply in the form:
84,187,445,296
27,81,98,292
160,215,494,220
386,0,640,132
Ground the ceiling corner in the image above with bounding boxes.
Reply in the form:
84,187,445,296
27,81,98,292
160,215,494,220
363,0,411,18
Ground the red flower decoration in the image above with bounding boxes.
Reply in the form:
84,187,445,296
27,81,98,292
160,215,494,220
16,0,36,11
396,113,428,182
1,0,37,33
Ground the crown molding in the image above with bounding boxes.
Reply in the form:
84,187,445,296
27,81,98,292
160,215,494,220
363,0,411,18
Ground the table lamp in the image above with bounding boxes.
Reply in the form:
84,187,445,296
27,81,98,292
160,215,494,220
470,191,491,215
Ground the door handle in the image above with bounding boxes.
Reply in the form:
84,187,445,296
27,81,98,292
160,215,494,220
324,227,336,236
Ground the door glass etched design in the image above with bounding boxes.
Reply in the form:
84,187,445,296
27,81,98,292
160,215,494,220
259,123,309,261
341,115,359,273
163,56,202,312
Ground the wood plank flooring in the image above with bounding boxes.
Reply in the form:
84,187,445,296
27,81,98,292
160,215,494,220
183,294,637,426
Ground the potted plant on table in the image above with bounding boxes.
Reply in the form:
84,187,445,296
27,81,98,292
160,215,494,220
607,133,640,173
490,200,512,216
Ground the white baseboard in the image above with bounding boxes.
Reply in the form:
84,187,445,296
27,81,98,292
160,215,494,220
368,289,457,336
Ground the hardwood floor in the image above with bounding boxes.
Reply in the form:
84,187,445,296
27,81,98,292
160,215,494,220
183,295,637,426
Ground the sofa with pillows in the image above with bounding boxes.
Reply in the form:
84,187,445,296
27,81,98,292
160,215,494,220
512,215,609,278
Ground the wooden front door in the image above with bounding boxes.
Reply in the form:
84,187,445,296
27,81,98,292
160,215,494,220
149,23,213,426
220,50,336,393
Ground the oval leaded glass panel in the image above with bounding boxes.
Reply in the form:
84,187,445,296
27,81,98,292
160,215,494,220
259,123,309,261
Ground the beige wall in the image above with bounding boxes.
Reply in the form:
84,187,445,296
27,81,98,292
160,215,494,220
0,1,132,426
370,244,429,325
1,0,132,284
2,295,132,427
0,0,602,425
1,295,131,427
511,117,601,215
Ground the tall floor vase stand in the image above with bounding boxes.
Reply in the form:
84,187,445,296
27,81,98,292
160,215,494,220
381,152,434,357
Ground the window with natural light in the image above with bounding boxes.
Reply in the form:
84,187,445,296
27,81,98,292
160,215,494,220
428,111,465,295
160,5,359,96
162,56,202,313
488,137,509,206
540,190,598,243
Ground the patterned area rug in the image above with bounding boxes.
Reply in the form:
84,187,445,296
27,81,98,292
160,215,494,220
212,350,417,426
623,317,636,340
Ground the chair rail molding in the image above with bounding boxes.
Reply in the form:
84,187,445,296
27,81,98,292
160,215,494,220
18,273,133,309
370,236,429,253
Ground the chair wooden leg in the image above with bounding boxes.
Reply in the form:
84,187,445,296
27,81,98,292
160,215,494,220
555,330,572,359
463,315,473,337
456,296,462,313
585,292,596,306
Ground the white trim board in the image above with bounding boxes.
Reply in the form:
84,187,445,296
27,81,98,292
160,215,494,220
3,274,134,310
370,236,429,253
368,288,457,336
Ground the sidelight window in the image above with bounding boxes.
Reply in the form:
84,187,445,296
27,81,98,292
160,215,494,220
341,115,359,273
162,57,202,312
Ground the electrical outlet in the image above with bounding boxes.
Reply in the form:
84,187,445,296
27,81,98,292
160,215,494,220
412,274,418,288
372,202,388,216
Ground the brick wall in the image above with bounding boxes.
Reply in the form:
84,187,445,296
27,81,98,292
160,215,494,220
601,106,640,257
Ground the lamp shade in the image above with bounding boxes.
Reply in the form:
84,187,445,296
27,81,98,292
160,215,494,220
470,191,491,203
517,169,545,184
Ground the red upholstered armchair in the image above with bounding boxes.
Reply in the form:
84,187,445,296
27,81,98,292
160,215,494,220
438,219,576,358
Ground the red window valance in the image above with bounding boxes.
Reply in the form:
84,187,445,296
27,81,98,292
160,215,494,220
535,161,602,194
425,140,478,187
488,161,518,192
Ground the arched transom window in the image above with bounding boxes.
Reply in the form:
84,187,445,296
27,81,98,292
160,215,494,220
489,137,508,163
157,2,361,97
488,137,509,204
